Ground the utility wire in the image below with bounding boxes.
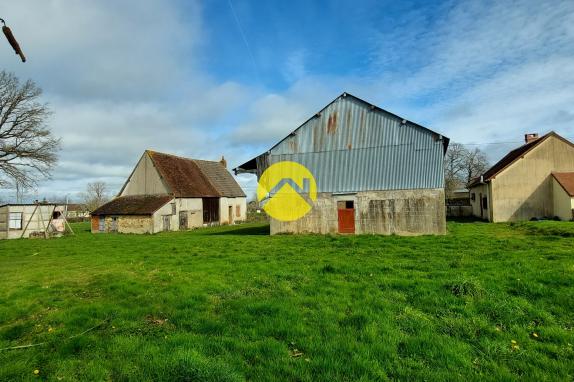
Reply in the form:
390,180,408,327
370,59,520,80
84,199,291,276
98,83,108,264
227,0,261,83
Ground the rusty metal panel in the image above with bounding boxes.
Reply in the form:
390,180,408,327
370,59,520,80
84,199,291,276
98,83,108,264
265,95,445,192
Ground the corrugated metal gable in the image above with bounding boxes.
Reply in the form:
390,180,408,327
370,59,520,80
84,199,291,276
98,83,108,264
267,95,445,192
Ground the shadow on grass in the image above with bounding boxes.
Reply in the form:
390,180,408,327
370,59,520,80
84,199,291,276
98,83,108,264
205,224,270,236
447,216,488,223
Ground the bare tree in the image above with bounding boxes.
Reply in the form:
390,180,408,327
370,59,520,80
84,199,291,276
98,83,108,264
0,71,60,188
82,181,109,212
444,143,490,196
465,148,489,184
444,143,467,196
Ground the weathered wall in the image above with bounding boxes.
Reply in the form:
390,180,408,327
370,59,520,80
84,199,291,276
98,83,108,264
491,136,574,222
152,198,202,232
270,188,446,235
0,206,7,239
446,205,473,217
469,184,491,221
118,216,153,233
91,216,99,232
91,196,248,234
553,177,574,221
121,152,168,196
219,197,247,225
91,215,153,234
0,205,57,239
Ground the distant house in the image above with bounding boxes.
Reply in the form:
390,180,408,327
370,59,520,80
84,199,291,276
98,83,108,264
446,188,472,218
468,132,574,221
0,203,66,239
64,204,90,218
91,150,246,234
234,92,450,235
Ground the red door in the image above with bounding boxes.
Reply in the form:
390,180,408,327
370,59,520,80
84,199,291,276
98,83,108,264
337,201,355,234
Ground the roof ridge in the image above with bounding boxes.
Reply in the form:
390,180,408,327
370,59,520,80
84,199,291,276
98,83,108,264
191,159,223,197
470,131,570,187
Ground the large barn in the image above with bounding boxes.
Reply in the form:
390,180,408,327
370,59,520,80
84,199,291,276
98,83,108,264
91,150,246,234
235,92,450,235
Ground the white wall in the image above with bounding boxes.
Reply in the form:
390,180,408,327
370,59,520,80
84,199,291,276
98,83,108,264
553,178,574,221
0,205,57,239
121,152,168,196
151,197,203,232
219,197,247,224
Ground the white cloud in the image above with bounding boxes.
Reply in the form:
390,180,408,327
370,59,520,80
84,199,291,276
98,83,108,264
2,0,573,201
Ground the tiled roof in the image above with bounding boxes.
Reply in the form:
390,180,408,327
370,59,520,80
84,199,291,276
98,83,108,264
91,195,173,216
552,172,574,197
147,151,245,198
469,132,570,187
193,159,246,197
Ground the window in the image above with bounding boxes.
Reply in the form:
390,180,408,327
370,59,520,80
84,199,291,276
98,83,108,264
337,200,354,209
482,197,488,209
236,205,241,217
171,203,176,215
9,212,22,229
471,193,476,201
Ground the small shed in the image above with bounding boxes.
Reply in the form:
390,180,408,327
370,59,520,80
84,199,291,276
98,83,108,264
552,172,574,221
0,203,66,239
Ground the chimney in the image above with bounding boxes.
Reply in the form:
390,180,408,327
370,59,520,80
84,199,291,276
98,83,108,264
219,155,227,168
524,133,539,144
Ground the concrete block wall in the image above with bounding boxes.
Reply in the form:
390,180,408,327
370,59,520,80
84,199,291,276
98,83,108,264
271,188,446,235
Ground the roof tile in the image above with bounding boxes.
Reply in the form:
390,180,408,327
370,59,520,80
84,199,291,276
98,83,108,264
552,172,574,197
147,151,245,198
91,194,173,215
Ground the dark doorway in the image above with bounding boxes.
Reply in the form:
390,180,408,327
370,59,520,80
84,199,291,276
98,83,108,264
111,216,118,232
179,211,188,230
203,198,220,224
162,215,171,231
337,200,355,234
228,206,233,224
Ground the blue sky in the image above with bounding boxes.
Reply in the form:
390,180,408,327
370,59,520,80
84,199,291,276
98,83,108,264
1,0,573,201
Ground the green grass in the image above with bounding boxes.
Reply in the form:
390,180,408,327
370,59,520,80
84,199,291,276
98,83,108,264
0,221,573,381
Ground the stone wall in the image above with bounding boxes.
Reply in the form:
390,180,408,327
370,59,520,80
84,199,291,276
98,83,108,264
271,188,446,235
118,216,153,234
91,215,152,234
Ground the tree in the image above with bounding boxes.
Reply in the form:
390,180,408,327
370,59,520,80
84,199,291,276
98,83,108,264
464,147,489,185
444,143,490,197
0,71,60,188
444,143,467,196
82,181,109,212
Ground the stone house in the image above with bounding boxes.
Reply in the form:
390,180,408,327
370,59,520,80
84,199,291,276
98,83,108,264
91,150,246,234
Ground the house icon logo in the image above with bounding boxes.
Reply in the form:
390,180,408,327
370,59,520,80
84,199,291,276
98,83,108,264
257,161,317,221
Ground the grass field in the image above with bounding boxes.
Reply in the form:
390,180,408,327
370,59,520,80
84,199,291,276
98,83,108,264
0,221,573,381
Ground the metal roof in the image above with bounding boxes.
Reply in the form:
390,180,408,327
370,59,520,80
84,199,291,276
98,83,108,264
235,93,449,192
